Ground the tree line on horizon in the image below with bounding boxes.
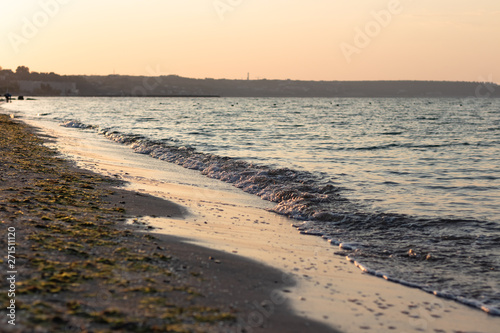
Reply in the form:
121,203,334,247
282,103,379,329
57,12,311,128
1,65,499,98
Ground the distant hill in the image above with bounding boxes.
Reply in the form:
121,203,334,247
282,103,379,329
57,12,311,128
1,67,499,98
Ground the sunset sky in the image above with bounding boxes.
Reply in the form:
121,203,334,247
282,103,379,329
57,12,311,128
1,0,499,83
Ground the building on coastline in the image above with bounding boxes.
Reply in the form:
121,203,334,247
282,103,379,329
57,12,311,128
18,80,78,96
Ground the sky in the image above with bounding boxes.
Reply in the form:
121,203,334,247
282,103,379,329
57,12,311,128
1,0,499,83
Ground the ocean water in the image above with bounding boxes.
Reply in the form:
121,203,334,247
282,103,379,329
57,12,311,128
3,96,500,315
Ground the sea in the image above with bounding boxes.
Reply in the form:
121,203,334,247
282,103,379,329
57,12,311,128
3,96,500,315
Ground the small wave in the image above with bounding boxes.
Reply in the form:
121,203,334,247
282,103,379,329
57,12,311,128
345,254,500,316
97,128,350,221
380,131,403,135
60,120,94,129
135,117,159,123
186,131,214,137
348,141,475,151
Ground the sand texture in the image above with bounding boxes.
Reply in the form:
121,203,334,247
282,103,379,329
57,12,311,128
4,113,500,333
0,114,334,332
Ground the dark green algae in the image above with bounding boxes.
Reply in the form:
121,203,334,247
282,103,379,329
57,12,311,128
0,115,235,332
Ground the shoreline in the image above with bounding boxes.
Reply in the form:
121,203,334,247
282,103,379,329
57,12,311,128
11,113,500,333
0,113,334,332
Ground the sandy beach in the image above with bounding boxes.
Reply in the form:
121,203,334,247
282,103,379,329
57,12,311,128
3,0,500,331
4,113,497,333
0,113,335,332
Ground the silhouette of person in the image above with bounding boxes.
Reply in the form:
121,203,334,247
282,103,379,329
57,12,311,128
4,93,12,103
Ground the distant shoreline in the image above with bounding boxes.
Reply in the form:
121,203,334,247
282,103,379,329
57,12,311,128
2,67,499,98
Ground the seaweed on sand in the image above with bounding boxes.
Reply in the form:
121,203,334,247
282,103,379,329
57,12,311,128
0,115,236,332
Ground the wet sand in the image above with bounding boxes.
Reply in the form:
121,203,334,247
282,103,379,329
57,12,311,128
15,115,500,333
0,113,333,332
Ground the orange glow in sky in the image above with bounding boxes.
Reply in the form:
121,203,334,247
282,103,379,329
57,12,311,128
1,0,499,83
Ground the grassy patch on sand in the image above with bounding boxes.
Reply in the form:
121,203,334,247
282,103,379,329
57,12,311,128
0,115,235,332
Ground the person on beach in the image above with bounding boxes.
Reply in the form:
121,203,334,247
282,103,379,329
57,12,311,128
4,93,12,103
